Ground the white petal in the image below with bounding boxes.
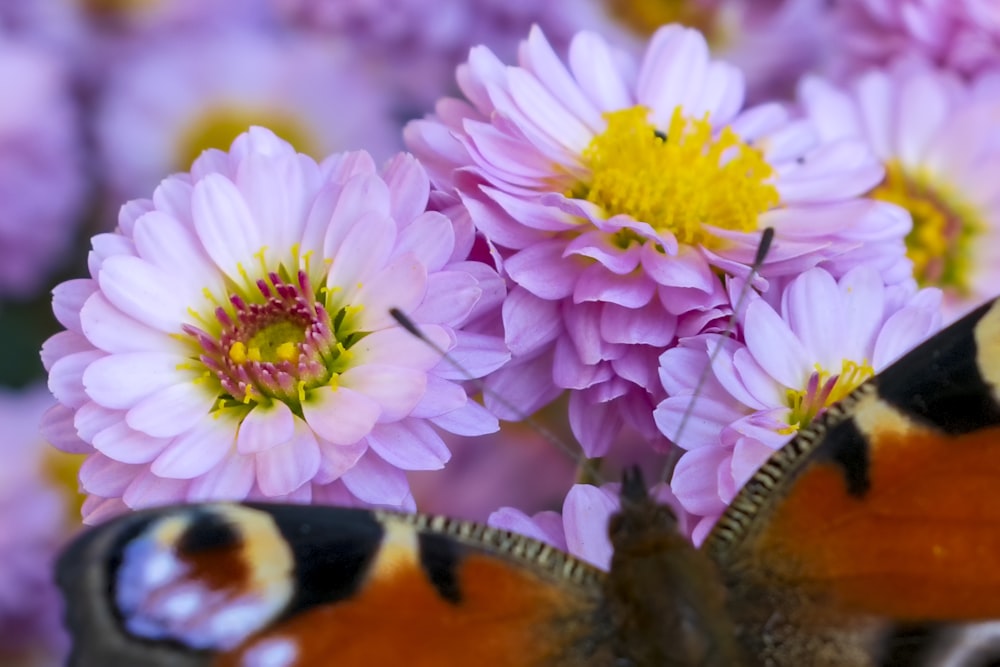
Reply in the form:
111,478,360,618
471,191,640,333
126,382,213,438
237,401,296,454
190,173,262,282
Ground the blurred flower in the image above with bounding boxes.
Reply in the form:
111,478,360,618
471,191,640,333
800,61,1000,319
94,28,400,203
489,480,689,569
407,24,903,458
0,34,86,299
568,0,830,102
272,0,584,114
41,128,509,523
655,266,942,543
0,385,78,666
830,0,1000,79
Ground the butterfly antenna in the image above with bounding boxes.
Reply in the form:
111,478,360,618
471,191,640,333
389,308,605,484
659,227,775,486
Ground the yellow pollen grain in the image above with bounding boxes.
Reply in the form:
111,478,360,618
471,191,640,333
870,161,984,292
575,106,779,247
230,341,249,364
275,342,298,362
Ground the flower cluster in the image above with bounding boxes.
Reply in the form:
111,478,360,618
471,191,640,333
1,4,997,630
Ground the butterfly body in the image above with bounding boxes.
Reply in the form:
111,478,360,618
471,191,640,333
58,297,1000,666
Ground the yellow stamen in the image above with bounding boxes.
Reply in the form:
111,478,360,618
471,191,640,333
575,106,779,247
870,161,984,293
229,341,248,364
602,0,718,41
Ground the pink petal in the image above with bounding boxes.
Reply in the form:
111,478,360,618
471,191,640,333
505,240,580,300
49,350,104,409
671,446,730,516
82,353,188,409
340,451,411,506
569,390,623,458
41,403,91,454
98,255,191,332
354,253,428,331
315,439,368,484
237,401,296,455
340,364,426,422
254,420,321,496
52,279,96,333
150,412,238,479
429,399,499,437
562,485,617,569
80,292,172,353
79,453,139,497
126,381,213,438
122,469,190,509
93,421,171,464
190,173,262,282
502,286,562,357
188,454,255,502
573,263,656,308
381,153,430,225
366,419,450,471
433,331,511,381
303,386,380,445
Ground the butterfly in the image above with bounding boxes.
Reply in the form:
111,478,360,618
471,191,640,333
57,295,1000,667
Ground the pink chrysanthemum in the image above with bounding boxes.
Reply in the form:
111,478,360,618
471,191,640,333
489,481,689,569
94,28,400,202
406,24,908,457
562,0,829,103
41,128,509,524
655,266,942,543
0,34,86,298
800,60,1000,319
0,386,73,666
831,0,1000,79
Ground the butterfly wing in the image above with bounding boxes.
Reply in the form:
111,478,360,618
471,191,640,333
58,503,613,667
704,297,1000,664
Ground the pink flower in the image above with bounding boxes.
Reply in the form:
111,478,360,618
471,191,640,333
800,60,1000,319
273,0,584,112
655,266,942,543
406,24,906,457
41,127,509,523
489,481,690,569
0,386,73,665
0,34,86,298
831,0,1000,79
94,28,400,203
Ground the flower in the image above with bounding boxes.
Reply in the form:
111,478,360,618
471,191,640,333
800,60,1000,319
94,28,400,202
406,24,905,458
0,33,86,298
489,480,690,569
654,266,942,543
41,127,509,523
0,385,76,666
273,0,585,113
830,0,1000,79
563,0,830,102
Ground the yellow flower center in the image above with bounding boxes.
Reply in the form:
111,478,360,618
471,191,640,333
78,0,159,18
785,359,874,433
175,107,318,171
230,320,306,366
602,0,719,41
870,161,983,293
43,448,85,520
573,106,779,247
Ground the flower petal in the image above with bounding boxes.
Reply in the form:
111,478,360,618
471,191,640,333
237,401,296,455
366,419,451,471
303,386,380,445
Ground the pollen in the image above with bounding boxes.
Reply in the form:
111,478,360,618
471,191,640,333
786,359,875,430
229,341,248,364
871,161,983,293
575,106,779,247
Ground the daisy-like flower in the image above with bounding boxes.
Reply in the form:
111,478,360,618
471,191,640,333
564,0,829,102
800,61,1000,319
406,24,906,457
0,34,86,299
489,480,690,569
0,386,75,667
94,28,400,203
830,0,1000,80
41,127,509,523
654,266,942,543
